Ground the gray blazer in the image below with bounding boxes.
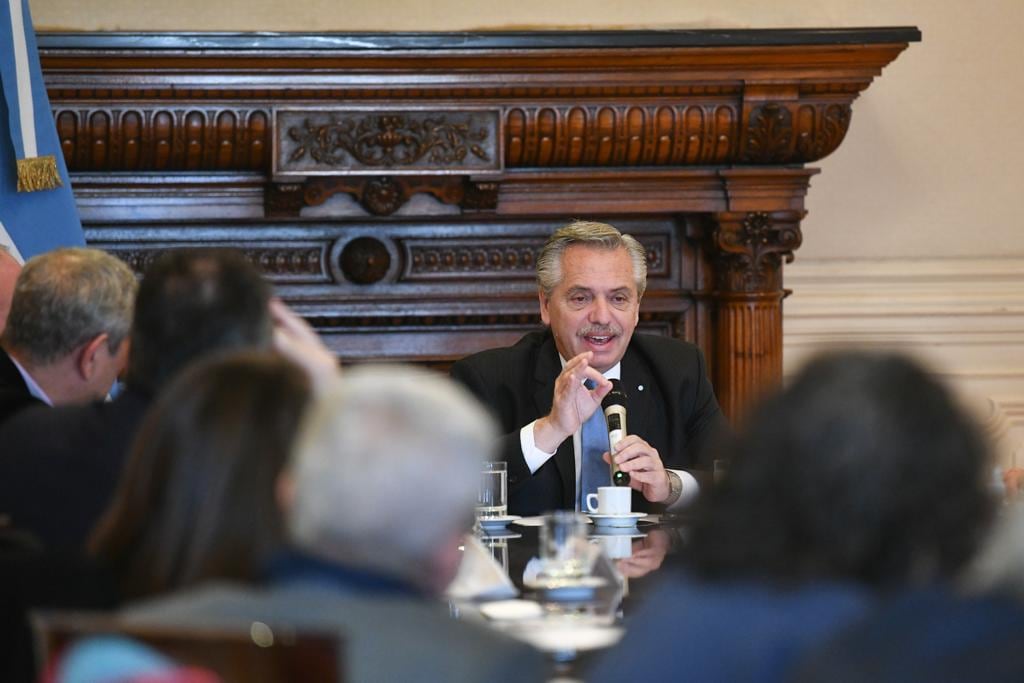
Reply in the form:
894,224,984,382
123,582,550,683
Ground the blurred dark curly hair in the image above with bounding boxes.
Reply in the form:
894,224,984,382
687,350,995,588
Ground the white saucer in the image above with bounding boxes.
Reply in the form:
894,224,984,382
589,526,647,538
587,512,646,528
481,528,522,540
477,515,520,530
514,515,592,527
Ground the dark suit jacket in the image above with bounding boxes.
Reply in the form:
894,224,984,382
0,388,151,550
587,573,871,683
0,348,43,427
791,589,1024,683
451,330,726,515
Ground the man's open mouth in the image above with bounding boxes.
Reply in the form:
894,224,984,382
584,334,614,346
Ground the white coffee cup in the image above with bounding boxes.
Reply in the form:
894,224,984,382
586,486,631,515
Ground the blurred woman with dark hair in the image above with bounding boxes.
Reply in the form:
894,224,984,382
90,351,312,601
590,350,998,683
691,351,994,587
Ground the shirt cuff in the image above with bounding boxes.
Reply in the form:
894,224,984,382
520,420,557,474
667,469,700,510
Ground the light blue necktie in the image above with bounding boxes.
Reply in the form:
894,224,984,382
579,380,610,509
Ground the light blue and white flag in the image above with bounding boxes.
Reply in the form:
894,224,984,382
0,0,84,264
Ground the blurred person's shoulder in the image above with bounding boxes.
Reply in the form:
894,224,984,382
123,581,550,683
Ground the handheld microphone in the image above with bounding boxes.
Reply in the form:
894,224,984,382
602,380,631,486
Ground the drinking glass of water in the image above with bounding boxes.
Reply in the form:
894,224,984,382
477,461,507,519
538,510,591,581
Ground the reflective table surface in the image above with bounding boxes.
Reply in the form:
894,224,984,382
453,514,688,677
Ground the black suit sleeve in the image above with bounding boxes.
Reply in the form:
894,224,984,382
450,359,535,492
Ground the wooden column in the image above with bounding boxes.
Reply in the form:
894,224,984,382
700,168,814,420
706,209,803,420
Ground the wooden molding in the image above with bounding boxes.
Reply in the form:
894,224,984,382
41,30,916,175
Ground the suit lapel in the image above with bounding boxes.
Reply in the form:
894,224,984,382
533,334,577,508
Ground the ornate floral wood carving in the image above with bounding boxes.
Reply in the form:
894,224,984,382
708,211,804,293
275,110,499,176
743,104,794,164
742,102,853,164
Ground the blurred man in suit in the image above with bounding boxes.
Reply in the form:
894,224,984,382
122,365,549,683
0,247,136,426
452,220,726,515
0,249,273,549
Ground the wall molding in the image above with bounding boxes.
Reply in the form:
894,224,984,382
783,256,1024,466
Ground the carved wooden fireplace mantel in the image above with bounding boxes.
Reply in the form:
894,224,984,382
39,28,919,419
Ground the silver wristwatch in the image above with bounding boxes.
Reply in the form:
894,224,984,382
664,469,683,506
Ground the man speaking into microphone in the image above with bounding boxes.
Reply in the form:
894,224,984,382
451,220,727,516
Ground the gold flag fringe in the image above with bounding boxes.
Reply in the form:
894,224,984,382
16,155,62,192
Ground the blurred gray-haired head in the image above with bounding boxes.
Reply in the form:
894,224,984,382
1,247,137,364
286,364,497,588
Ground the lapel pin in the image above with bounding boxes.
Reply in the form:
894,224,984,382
637,384,644,392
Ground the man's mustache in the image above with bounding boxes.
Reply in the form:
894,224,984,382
577,324,622,338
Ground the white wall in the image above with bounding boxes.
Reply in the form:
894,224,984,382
32,0,1024,460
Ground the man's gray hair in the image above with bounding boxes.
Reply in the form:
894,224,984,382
536,220,648,299
286,365,497,585
1,248,137,364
